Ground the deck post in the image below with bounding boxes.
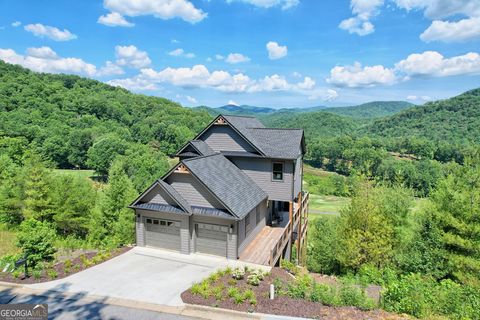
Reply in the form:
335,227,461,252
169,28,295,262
289,201,293,262
296,193,302,265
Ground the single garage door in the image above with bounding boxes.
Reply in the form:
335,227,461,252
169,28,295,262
196,223,228,257
144,217,181,251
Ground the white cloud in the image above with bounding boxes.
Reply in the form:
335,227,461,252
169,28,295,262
327,50,480,88
98,12,134,27
395,51,480,77
11,21,21,27
26,46,58,59
186,95,197,104
266,41,288,60
0,47,96,76
406,95,417,101
171,39,180,43
420,17,480,42
339,17,374,36
406,95,431,102
327,62,397,88
97,61,125,76
228,99,239,106
103,0,207,24
168,48,195,58
296,76,315,90
24,23,77,41
292,71,302,78
215,54,225,60
307,88,339,101
339,0,383,36
107,77,158,90
225,53,250,64
226,0,299,10
115,45,151,68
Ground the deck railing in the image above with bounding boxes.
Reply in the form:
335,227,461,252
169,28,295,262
268,191,309,267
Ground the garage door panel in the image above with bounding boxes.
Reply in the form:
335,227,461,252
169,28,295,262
196,223,227,257
144,217,181,252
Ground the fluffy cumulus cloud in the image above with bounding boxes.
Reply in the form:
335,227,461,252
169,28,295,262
107,64,334,100
102,0,207,24
168,48,195,58
406,95,431,102
226,0,299,10
228,99,239,106
327,62,397,88
395,51,480,77
115,45,151,68
24,23,77,41
328,50,480,88
340,0,480,42
266,41,288,60
225,53,250,64
339,0,383,36
0,47,96,76
97,61,125,76
98,12,134,27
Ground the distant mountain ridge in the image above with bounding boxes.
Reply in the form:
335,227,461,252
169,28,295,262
195,101,413,119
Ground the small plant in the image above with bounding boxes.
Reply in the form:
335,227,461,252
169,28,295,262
191,283,202,295
207,272,220,284
64,259,72,269
32,269,42,280
243,289,255,300
73,264,81,272
247,269,265,286
47,269,58,279
80,254,88,265
228,279,237,286
280,259,299,275
212,285,224,301
232,267,245,280
227,286,240,298
12,270,21,279
224,266,232,275
249,297,257,306
233,293,246,304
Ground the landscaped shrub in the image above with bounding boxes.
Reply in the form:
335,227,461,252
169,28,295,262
247,270,265,286
232,267,245,280
280,259,300,275
310,283,340,306
212,285,224,300
227,286,240,298
16,219,57,268
339,285,375,311
47,269,58,279
32,269,42,279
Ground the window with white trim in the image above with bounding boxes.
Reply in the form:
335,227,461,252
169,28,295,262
272,162,284,181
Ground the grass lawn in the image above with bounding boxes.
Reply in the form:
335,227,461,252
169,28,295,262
0,228,19,257
308,194,350,222
53,169,95,179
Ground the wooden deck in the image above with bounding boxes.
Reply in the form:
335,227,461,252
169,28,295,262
239,225,285,265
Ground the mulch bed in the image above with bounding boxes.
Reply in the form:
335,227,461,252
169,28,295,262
181,267,409,320
0,246,131,284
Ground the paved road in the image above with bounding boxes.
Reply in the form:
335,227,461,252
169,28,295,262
0,286,201,320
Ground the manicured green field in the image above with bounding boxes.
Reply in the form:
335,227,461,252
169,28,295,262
0,228,19,257
53,169,96,179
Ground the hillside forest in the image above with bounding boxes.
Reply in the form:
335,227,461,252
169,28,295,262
0,61,479,319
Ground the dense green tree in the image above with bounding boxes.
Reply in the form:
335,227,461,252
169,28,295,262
22,154,53,222
51,174,96,237
16,218,57,267
86,135,127,176
0,155,23,225
66,129,93,168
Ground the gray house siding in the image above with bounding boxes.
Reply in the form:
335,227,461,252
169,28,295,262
231,157,294,202
200,125,256,153
166,173,226,209
135,209,190,254
140,185,172,205
293,155,303,199
237,200,268,255
192,215,237,259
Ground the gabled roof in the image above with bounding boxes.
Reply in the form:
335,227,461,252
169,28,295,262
131,202,189,215
246,128,305,159
129,179,191,213
182,153,268,219
175,139,216,158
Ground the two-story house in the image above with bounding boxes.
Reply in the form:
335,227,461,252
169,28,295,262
129,115,309,266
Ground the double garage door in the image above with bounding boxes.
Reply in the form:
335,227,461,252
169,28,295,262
195,223,228,257
144,217,181,252
143,217,228,257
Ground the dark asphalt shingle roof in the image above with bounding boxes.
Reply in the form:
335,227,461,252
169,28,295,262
190,140,216,156
182,153,267,219
157,180,191,213
221,115,304,159
191,206,236,220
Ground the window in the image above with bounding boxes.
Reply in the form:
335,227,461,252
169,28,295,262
167,221,174,227
160,220,166,226
272,162,284,181
153,220,159,225
245,213,251,237
146,218,152,224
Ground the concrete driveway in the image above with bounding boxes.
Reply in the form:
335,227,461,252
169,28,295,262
27,247,268,306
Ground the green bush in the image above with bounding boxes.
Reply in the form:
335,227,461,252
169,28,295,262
227,287,240,298
280,259,299,275
16,219,57,268
246,270,265,286
232,267,245,280
47,269,58,279
339,285,375,311
64,259,72,269
32,269,42,280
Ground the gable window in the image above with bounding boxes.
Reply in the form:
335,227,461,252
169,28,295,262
272,162,284,181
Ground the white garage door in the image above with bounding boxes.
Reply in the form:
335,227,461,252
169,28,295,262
144,217,181,252
195,223,228,257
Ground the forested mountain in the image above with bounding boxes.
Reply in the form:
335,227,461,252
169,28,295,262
0,61,211,177
195,104,328,117
322,101,413,118
364,89,480,144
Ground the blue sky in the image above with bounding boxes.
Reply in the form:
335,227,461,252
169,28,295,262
0,0,479,108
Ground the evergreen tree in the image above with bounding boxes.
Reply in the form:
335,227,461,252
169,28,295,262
0,155,23,225
22,154,53,222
